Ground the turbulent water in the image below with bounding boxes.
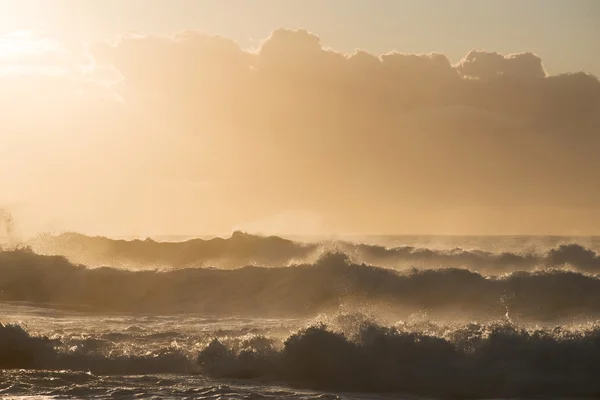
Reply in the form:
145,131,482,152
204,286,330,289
2,233,600,399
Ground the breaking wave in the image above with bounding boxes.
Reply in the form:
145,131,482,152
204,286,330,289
197,315,600,397
5,315,600,398
0,322,191,374
2,248,600,321
24,231,600,273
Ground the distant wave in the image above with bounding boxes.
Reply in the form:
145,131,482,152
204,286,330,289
25,231,315,269
5,316,600,397
2,249,600,320
25,231,600,273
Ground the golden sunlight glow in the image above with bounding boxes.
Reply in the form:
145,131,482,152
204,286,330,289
0,2,598,237
1,31,45,56
0,30,67,74
1,4,600,399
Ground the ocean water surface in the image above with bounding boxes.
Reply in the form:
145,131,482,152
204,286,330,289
2,233,600,399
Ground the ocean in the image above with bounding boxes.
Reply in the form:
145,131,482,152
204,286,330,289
2,233,600,399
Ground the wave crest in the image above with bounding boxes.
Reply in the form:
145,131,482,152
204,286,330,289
25,231,600,273
197,316,600,397
2,248,600,321
5,315,600,397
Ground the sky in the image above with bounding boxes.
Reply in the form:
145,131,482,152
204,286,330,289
1,0,599,76
0,0,599,237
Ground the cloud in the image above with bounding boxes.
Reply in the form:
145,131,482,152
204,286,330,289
91,29,598,129
2,28,600,234
456,50,547,80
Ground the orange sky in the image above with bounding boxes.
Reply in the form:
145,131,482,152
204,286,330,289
0,1,599,237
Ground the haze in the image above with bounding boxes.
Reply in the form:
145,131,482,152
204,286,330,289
1,0,599,237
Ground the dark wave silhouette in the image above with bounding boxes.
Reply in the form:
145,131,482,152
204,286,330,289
25,231,600,273
5,317,600,398
197,317,600,397
0,322,190,374
2,248,600,320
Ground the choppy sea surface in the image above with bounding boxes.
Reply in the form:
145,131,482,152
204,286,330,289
2,234,600,399
1,303,391,399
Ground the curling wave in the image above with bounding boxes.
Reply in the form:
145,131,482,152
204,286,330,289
196,315,600,397
2,249,600,320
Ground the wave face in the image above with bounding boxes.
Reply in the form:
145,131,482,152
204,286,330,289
25,231,600,273
197,316,600,398
4,311,600,398
2,248,600,321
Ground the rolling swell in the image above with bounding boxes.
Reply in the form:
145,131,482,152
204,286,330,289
25,231,315,269
2,249,600,320
25,231,600,273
